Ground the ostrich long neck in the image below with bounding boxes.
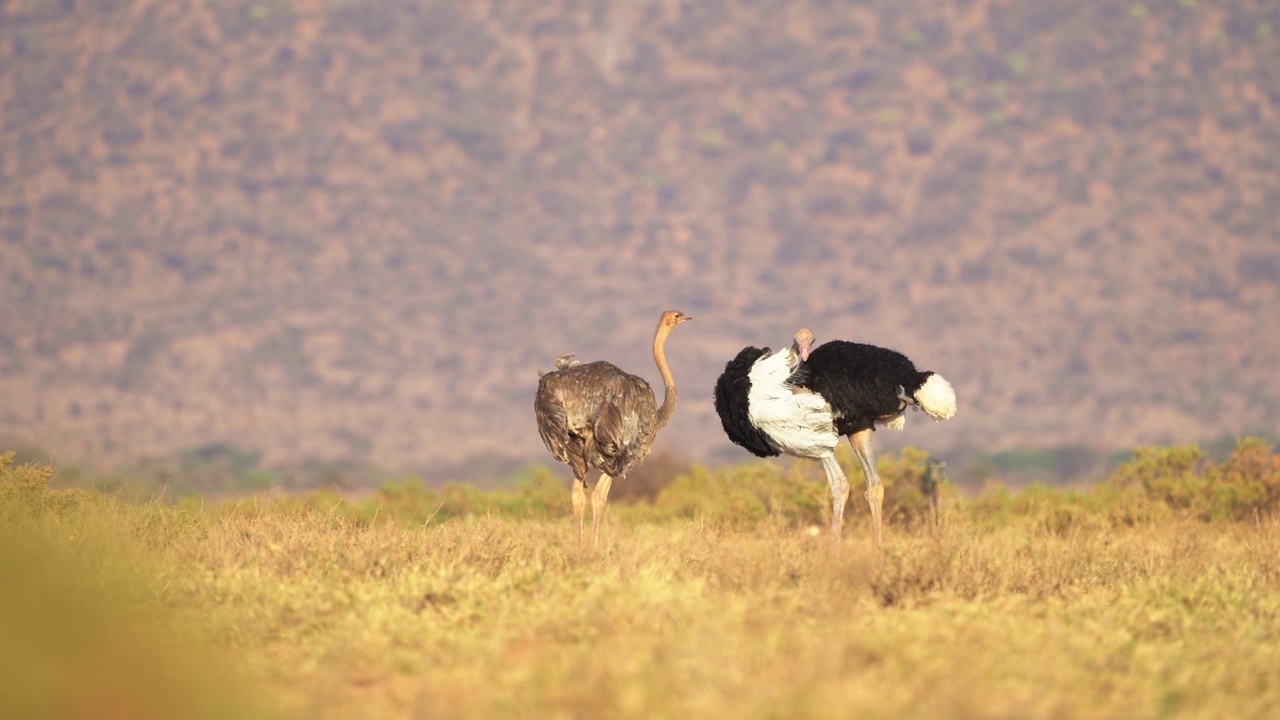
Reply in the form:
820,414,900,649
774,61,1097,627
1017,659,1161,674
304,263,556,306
651,323,678,431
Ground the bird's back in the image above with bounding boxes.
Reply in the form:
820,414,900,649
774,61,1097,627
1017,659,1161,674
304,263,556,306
791,341,933,435
534,361,658,476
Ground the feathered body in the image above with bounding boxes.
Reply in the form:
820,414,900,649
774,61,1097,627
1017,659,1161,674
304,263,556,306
534,310,691,548
789,340,956,435
535,360,660,480
714,345,840,461
713,331,956,546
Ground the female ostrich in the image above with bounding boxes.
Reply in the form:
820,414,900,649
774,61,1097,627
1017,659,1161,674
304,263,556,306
534,310,691,548
714,329,955,545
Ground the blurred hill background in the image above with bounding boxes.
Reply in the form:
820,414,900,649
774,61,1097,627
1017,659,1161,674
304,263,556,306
2,0,1278,489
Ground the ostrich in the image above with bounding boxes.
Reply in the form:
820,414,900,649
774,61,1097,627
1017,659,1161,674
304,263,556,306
534,310,692,548
922,459,947,527
713,329,955,546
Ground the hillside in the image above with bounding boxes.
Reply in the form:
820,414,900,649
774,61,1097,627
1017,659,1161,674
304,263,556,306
2,0,1278,483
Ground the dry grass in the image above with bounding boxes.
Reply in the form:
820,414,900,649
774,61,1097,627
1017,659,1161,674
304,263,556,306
236,516,1280,720
5,477,1279,720
10,486,1280,717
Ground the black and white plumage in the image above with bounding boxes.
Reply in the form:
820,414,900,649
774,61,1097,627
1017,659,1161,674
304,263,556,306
535,310,691,549
714,329,955,545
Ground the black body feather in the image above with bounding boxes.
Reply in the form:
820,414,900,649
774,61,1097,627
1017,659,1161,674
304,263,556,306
712,346,780,458
789,341,934,437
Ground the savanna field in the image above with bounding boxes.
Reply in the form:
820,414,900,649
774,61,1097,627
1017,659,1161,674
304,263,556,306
3,442,1280,720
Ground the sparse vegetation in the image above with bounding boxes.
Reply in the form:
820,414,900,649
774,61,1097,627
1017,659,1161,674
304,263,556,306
4,442,1280,719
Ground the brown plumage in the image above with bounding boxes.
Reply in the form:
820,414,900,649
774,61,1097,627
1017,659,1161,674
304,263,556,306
534,310,691,548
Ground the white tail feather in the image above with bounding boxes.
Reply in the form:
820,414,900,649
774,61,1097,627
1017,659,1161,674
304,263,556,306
915,374,956,421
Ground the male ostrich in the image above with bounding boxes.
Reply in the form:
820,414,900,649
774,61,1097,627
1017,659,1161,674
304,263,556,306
714,329,955,546
534,310,692,548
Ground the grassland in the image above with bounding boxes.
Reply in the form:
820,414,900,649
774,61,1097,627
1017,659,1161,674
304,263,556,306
3,443,1280,720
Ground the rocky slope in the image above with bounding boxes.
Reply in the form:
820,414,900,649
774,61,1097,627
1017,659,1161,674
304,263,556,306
2,0,1277,481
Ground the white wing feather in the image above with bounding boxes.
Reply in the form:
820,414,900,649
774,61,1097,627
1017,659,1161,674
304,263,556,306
747,348,839,459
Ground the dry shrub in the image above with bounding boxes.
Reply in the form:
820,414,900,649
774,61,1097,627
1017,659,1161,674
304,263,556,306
970,439,1280,534
0,450,91,517
1204,436,1280,520
650,462,828,530
202,468,570,529
966,480,1128,537
853,445,949,530
649,447,953,534
1107,444,1207,511
610,449,692,503
1105,437,1280,521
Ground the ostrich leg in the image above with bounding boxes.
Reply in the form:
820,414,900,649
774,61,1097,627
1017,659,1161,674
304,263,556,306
848,429,884,547
571,475,588,544
590,473,613,550
819,453,851,543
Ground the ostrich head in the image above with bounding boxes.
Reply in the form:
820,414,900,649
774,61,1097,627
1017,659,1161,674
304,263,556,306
659,310,693,329
793,330,814,363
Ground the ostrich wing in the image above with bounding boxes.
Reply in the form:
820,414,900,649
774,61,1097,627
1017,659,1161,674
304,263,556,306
534,361,657,477
797,342,927,412
746,347,839,459
592,373,658,475
534,374,577,466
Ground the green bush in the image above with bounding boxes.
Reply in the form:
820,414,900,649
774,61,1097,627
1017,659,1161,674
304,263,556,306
651,462,827,531
423,471,566,523
969,481,1114,536
13,438,1279,537
649,447,948,533
202,468,572,528
969,470,1184,534
968,439,1280,530
1102,438,1280,521
1106,444,1206,512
